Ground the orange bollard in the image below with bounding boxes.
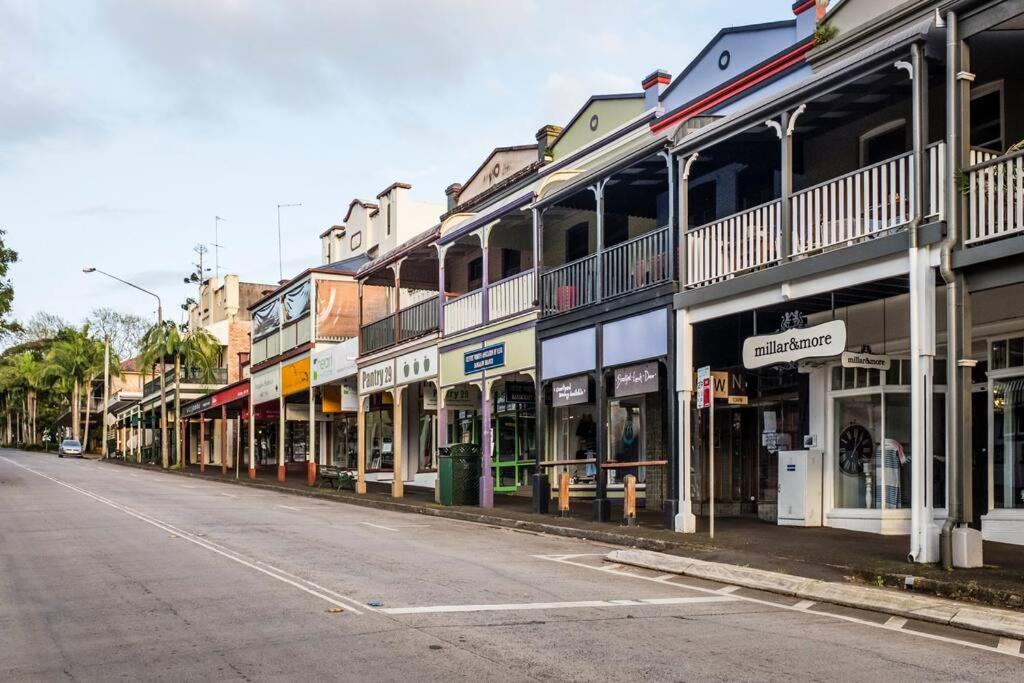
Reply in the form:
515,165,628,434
307,460,317,487
624,474,637,526
559,471,570,518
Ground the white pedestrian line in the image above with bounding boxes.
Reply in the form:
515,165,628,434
219,492,237,498
380,595,738,615
885,616,908,629
792,600,816,610
0,456,366,615
997,638,1021,654
536,555,1024,661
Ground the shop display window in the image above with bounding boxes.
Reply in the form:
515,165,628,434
419,411,437,472
831,359,946,511
992,377,1024,509
552,405,598,486
330,415,358,469
607,399,644,485
366,407,393,471
492,387,536,492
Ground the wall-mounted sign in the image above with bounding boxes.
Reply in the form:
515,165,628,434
252,366,281,405
841,350,891,371
464,343,505,374
613,361,659,397
443,386,479,410
311,338,358,386
496,381,535,412
552,375,589,407
359,358,395,395
281,357,311,396
397,346,437,386
742,320,846,369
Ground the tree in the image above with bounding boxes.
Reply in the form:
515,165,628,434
0,353,45,444
86,307,149,360
0,229,18,340
12,312,70,346
139,322,220,468
44,327,97,441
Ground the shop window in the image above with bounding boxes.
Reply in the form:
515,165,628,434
971,82,1004,152
565,222,589,263
992,378,1024,509
859,120,907,166
607,399,644,485
330,415,358,469
366,407,393,471
419,411,437,472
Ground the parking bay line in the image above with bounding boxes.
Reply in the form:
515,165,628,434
380,595,738,615
534,555,1024,661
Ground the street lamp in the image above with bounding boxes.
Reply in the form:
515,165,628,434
83,267,169,469
276,203,301,282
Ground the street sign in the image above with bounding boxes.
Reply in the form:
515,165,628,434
696,365,711,409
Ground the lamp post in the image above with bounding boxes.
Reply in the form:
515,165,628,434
83,267,168,469
276,203,301,282
101,335,109,458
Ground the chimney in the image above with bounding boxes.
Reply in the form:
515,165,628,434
816,0,828,22
642,69,672,110
444,183,462,212
535,124,562,161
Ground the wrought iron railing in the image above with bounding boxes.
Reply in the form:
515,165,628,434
602,226,671,299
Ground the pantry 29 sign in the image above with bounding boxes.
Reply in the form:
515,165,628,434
742,320,846,369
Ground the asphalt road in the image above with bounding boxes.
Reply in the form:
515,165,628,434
1,449,1022,682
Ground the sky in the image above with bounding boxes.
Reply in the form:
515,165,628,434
2,0,783,327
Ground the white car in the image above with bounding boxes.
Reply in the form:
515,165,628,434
58,439,83,457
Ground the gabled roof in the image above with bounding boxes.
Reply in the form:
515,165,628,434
550,93,645,150
659,20,796,103
343,199,378,223
459,145,535,193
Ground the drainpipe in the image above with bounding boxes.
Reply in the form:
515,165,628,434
938,11,961,570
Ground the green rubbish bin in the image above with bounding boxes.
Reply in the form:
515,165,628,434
439,443,481,506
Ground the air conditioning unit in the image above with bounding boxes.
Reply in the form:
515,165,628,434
778,449,823,527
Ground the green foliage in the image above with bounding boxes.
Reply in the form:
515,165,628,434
139,321,221,384
0,229,19,339
814,23,838,46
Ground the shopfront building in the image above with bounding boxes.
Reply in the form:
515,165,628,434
181,379,250,474
538,306,676,525
311,338,360,470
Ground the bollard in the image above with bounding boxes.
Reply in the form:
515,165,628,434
559,471,570,518
624,474,637,526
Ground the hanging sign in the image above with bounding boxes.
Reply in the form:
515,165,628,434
280,357,311,396
841,350,891,371
464,343,505,374
696,366,711,409
742,320,846,369
613,361,659,397
552,375,589,407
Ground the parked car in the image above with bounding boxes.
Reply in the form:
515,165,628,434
58,439,83,457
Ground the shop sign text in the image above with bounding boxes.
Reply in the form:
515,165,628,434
613,361,659,397
742,320,846,369
841,350,891,371
464,343,505,374
552,375,589,407
359,359,395,394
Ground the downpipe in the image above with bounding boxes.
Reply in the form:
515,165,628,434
937,10,960,571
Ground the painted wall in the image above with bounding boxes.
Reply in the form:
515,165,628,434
460,147,537,204
551,97,645,161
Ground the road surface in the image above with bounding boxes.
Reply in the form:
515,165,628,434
0,449,1021,681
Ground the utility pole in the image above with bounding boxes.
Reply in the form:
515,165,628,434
276,203,301,282
101,336,110,458
213,216,226,279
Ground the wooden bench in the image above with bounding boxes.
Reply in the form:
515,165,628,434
318,465,348,491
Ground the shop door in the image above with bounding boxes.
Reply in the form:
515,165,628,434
972,389,989,527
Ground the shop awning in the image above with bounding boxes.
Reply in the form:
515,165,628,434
181,379,251,418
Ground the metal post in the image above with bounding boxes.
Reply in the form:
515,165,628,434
709,389,715,539
221,404,228,474
779,111,793,262
594,323,609,522
278,391,286,482
101,336,109,458
248,387,256,480
592,182,605,302
392,388,404,498
356,396,367,494
480,378,493,508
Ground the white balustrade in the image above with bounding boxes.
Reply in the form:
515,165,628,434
966,150,1024,246
443,290,483,335
686,200,780,286
488,270,535,321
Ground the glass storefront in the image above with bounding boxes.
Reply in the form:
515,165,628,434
493,382,536,492
366,403,393,471
831,359,946,511
991,335,1024,510
330,414,358,469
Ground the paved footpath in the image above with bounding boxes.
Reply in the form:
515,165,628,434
1,449,1021,682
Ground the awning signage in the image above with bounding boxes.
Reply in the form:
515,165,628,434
281,357,311,396
397,346,437,386
311,338,358,386
251,366,281,405
614,361,659,397
181,381,251,418
552,375,590,407
742,320,846,369
841,350,891,371
464,343,505,374
359,358,395,395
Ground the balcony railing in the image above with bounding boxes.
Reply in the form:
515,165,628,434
444,290,483,335
488,269,535,321
687,202,780,287
602,226,672,299
965,149,1024,247
398,298,439,343
142,367,228,395
361,314,395,355
540,254,598,316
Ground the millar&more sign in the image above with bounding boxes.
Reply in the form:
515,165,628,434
741,319,846,369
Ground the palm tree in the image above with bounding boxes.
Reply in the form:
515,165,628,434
140,322,221,468
44,327,97,441
80,341,122,452
2,352,45,444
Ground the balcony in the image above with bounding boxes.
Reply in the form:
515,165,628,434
443,269,537,336
360,298,439,355
143,367,228,396
964,149,1024,247
540,226,671,316
685,145,946,288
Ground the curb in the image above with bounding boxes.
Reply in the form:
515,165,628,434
96,457,1024,614
608,548,1024,641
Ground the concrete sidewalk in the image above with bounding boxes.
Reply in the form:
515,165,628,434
100,456,1024,618
608,548,1024,641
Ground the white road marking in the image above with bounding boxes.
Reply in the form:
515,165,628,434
716,585,741,594
885,616,908,629
793,600,816,610
360,522,400,532
380,595,737,615
997,638,1021,654
219,492,237,498
1,456,366,615
534,555,1024,661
